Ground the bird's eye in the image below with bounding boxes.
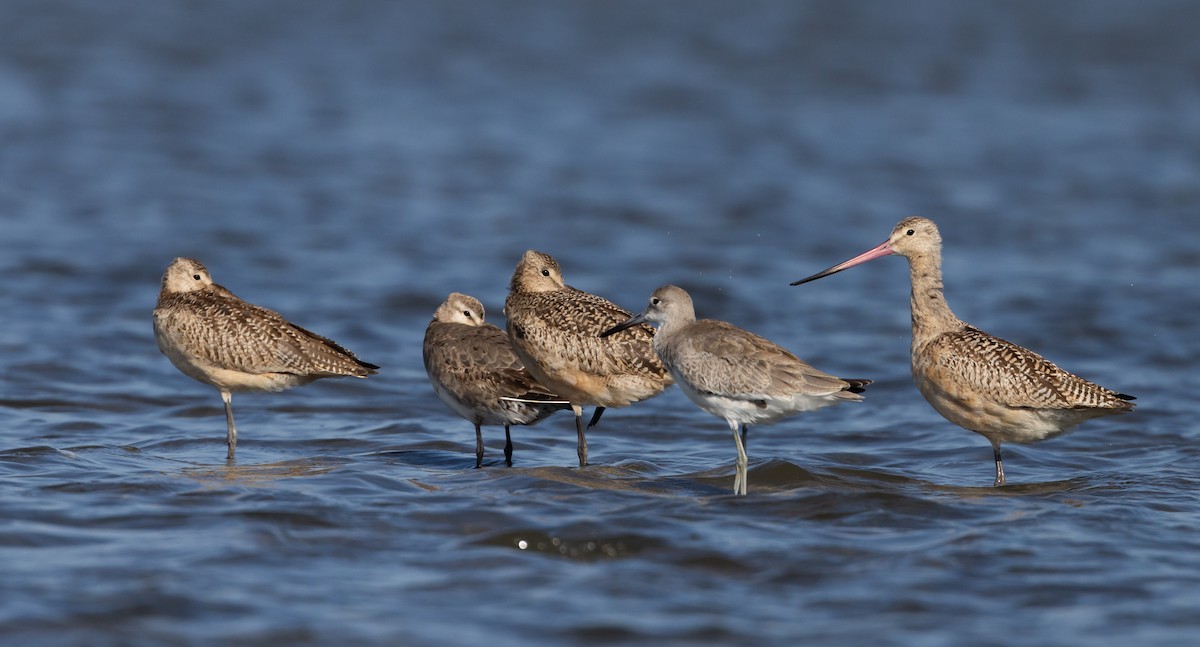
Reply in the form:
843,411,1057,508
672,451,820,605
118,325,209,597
541,269,550,277
462,310,472,318
906,229,914,236
192,274,201,280
651,298,660,305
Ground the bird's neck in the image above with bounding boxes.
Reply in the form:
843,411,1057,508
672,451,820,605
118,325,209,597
155,287,178,308
651,317,691,358
906,251,962,346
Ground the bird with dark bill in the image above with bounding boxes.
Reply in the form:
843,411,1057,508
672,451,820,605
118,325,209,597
791,217,1135,486
602,285,869,495
153,257,378,460
424,292,569,467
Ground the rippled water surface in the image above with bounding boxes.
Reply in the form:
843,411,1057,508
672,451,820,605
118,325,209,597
2,1,1198,644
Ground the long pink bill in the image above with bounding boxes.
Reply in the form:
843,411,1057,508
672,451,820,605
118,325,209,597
790,240,895,286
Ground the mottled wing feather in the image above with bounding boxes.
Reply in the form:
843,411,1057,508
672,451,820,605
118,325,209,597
924,326,1132,410
426,323,552,404
424,321,567,423
289,323,379,371
505,287,671,381
663,320,853,399
157,292,374,377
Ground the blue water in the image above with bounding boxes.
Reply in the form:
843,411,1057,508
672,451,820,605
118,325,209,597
2,1,1198,644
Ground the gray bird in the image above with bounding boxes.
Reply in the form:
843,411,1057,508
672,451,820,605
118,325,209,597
603,285,868,495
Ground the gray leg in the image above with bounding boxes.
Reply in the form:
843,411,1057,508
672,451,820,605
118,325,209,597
474,423,484,469
730,422,749,495
572,404,588,467
221,390,237,461
504,425,513,467
993,443,1006,487
740,424,748,449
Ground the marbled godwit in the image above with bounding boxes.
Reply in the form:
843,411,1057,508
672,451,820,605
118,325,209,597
602,285,869,495
423,292,569,467
153,257,378,460
791,217,1135,486
504,250,673,467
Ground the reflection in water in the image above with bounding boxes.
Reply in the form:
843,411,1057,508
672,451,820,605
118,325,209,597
178,457,345,486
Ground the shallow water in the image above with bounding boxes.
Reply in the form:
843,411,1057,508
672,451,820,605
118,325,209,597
2,1,1198,644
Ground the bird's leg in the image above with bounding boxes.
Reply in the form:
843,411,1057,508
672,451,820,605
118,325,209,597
474,423,484,469
731,422,749,495
587,407,606,429
993,443,1006,487
572,404,588,467
741,424,749,449
504,425,514,467
220,391,237,461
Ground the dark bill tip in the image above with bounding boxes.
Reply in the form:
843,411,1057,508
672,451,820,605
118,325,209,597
790,265,846,286
599,313,647,338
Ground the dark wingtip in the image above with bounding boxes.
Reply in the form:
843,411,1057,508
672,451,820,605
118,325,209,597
845,378,872,394
1115,392,1136,401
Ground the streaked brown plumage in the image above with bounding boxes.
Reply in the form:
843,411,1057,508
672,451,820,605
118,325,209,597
793,217,1134,486
504,250,673,467
602,285,869,495
153,257,378,460
423,292,568,467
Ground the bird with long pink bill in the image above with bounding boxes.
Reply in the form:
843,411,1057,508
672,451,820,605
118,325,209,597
791,217,1135,486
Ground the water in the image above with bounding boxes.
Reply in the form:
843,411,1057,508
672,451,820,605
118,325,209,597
2,1,1198,644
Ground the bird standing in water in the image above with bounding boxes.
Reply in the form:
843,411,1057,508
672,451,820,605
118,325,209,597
602,285,869,495
504,250,673,467
792,217,1135,485
423,292,568,467
153,257,378,460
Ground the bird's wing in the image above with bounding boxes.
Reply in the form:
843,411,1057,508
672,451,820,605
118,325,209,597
665,320,852,400
158,292,374,377
505,288,671,381
922,326,1132,410
424,322,560,408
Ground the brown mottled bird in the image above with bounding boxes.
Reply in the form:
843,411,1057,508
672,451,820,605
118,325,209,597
153,257,378,460
423,292,568,467
792,217,1135,486
602,285,869,495
504,250,673,467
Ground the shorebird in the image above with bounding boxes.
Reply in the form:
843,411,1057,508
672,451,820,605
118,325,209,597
153,257,378,460
791,217,1135,486
423,292,569,467
602,285,869,495
504,250,673,467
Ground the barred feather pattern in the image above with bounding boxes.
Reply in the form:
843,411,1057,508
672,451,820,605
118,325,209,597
892,218,1135,445
423,310,567,427
504,250,672,408
918,326,1135,411
152,257,377,393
